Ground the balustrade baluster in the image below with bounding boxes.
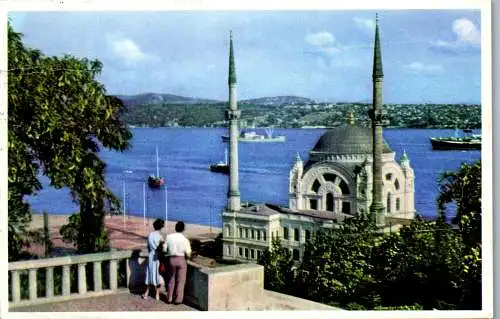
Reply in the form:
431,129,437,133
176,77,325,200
78,264,87,294
125,258,131,288
46,267,54,298
62,265,71,296
29,269,37,301
109,260,118,290
11,270,20,303
93,261,102,292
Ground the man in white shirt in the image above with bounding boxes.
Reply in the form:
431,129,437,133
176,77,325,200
164,221,192,304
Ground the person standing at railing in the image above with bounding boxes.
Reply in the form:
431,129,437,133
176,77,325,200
142,218,165,300
164,221,192,305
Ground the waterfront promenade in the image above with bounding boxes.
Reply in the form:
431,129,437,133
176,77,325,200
27,214,221,256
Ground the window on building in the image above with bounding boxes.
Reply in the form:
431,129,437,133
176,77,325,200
239,247,243,256
342,201,351,214
386,173,392,181
305,230,311,242
339,180,350,194
251,229,255,239
312,179,321,193
225,225,231,237
245,248,249,259
257,230,261,240
294,228,299,241
226,245,231,256
245,229,249,238
323,173,336,183
257,250,261,260
239,228,243,238
251,249,255,259
263,231,267,241
293,249,300,261
326,193,334,211
310,199,318,210
394,179,400,190
396,198,401,211
387,193,392,213
283,227,289,240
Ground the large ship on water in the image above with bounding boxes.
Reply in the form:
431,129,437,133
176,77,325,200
430,129,481,151
221,128,285,143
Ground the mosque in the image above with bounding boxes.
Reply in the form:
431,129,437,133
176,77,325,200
221,17,415,263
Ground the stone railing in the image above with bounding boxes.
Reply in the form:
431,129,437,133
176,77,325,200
8,250,133,309
9,250,337,311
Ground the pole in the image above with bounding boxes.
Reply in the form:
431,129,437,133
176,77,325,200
143,182,146,227
122,178,126,230
165,185,168,229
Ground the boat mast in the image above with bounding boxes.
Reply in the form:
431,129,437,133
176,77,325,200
156,145,160,177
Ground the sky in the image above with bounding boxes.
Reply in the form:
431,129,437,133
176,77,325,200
8,10,481,104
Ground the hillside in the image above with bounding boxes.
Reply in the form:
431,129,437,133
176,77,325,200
115,93,315,108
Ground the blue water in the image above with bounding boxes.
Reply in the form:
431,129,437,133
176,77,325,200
26,128,481,227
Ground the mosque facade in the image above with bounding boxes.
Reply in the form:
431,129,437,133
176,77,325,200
221,17,415,263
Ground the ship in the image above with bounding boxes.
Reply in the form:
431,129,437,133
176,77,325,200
209,149,229,174
430,129,481,151
221,128,285,143
147,145,165,188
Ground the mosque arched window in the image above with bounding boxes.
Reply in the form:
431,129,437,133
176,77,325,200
342,201,351,214
323,173,336,183
394,179,400,190
339,180,350,194
326,193,334,211
312,179,321,193
310,199,318,210
387,193,392,213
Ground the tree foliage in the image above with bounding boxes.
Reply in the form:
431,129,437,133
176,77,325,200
259,161,482,310
8,23,132,259
257,237,295,293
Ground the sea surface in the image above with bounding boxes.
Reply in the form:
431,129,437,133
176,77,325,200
27,128,481,227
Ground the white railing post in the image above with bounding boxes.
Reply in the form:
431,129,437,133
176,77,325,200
93,261,102,292
125,259,131,288
78,264,87,294
46,267,54,298
29,269,37,301
62,265,71,296
109,260,118,290
11,270,20,303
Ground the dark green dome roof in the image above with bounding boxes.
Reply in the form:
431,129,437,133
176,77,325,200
312,126,392,155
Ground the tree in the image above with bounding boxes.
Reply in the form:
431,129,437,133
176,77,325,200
296,213,380,308
8,23,132,259
437,160,481,246
257,238,295,293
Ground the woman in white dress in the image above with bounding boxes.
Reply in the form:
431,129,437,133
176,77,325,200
142,218,165,300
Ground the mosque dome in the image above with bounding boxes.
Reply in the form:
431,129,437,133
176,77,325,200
311,126,392,155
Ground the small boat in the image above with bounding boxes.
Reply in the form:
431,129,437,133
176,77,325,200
430,129,481,151
221,128,286,143
209,149,229,174
148,146,165,188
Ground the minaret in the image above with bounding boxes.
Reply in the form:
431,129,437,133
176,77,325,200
369,14,385,226
226,31,241,212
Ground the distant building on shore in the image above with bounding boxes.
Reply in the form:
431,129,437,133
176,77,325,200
221,18,415,263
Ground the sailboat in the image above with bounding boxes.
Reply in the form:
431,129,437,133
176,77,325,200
148,145,165,188
209,148,229,174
